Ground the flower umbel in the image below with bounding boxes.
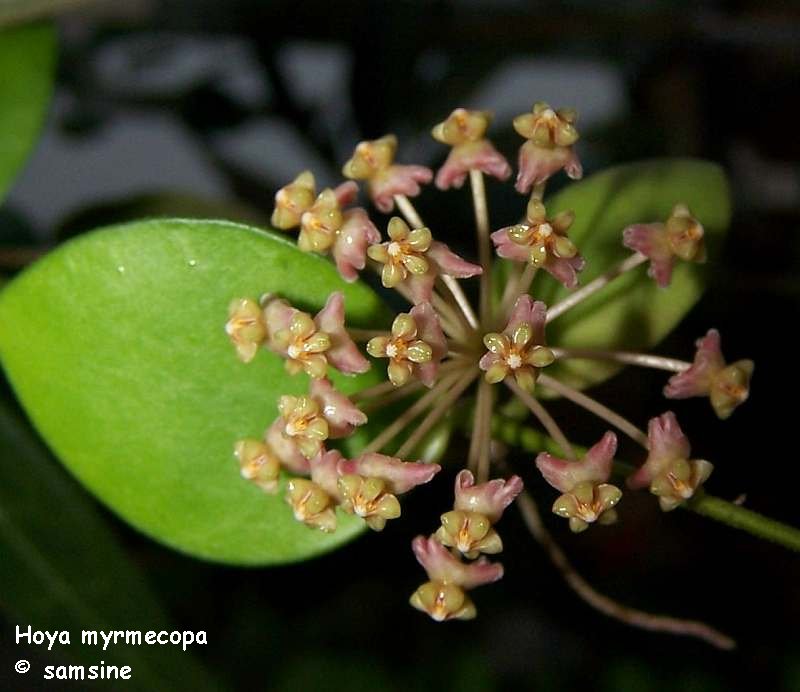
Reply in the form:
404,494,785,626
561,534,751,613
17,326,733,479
223,104,757,649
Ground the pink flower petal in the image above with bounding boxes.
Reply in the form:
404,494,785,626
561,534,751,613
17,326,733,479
406,271,437,304
309,448,344,498
334,180,359,207
544,254,586,289
515,141,582,194
314,292,370,374
506,295,547,343
333,207,381,282
427,241,483,279
536,432,617,492
434,140,511,190
628,412,690,489
310,378,367,438
622,223,674,288
402,244,481,305
664,329,725,399
491,227,531,263
370,165,433,213
409,301,447,387
412,536,504,588
453,470,524,523
263,298,297,355
337,452,441,494
265,419,311,475
478,351,498,371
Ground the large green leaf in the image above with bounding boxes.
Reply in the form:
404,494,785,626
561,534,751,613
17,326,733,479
533,159,731,391
0,399,223,691
0,219,388,565
0,23,56,202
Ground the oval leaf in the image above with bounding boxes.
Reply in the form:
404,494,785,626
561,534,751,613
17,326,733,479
532,159,731,391
0,219,388,565
0,23,56,202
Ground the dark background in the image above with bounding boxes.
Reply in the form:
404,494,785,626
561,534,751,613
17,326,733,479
1,1,799,690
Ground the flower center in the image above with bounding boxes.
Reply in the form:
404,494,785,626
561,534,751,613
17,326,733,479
507,353,523,369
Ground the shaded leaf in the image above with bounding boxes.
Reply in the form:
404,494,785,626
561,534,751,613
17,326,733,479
0,398,223,691
0,219,388,564
533,159,731,391
0,23,56,202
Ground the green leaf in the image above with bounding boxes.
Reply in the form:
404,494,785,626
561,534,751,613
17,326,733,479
0,398,223,691
0,23,56,202
0,219,388,565
533,158,731,391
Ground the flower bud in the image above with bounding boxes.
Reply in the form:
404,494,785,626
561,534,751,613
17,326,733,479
409,581,476,622
225,298,267,362
337,474,401,531
285,478,337,532
235,438,280,493
272,170,316,230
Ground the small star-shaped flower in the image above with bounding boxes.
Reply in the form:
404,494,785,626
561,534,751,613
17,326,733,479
492,198,585,288
664,329,753,419
536,431,622,533
480,296,554,390
431,108,511,189
513,102,583,193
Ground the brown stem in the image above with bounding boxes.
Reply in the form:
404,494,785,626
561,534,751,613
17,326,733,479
515,491,735,650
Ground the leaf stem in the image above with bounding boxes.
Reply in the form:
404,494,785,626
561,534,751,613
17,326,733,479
550,347,691,373
688,493,800,552
546,252,648,323
537,373,649,448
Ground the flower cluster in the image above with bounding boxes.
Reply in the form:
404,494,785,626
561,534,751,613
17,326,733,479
224,102,754,636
